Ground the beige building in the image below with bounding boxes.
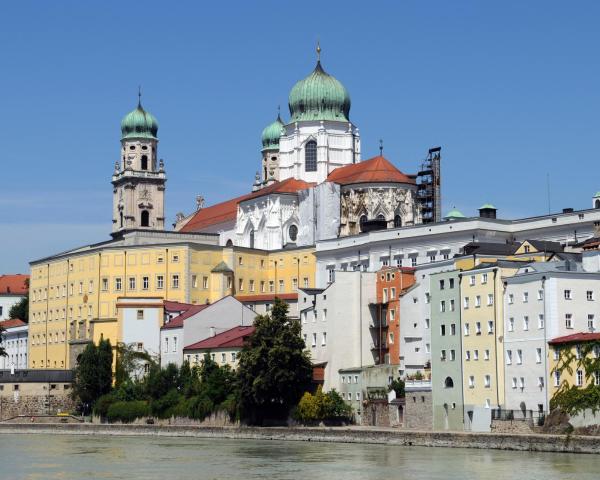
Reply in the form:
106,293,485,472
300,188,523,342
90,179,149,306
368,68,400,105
183,325,255,368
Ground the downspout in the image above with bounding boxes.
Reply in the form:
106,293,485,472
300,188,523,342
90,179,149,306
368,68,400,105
542,275,548,412
493,268,500,407
45,263,50,369
458,272,465,426
65,260,70,368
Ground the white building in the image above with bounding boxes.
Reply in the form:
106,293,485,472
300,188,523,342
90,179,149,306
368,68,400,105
174,50,423,250
160,295,255,367
503,257,600,413
0,319,28,370
0,274,28,321
299,271,376,391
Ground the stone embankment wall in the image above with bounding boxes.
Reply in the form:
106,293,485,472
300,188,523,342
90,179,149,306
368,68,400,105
491,420,535,434
1,423,599,454
0,393,75,421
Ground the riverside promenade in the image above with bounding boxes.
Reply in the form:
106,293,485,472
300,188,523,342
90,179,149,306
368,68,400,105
1,423,599,454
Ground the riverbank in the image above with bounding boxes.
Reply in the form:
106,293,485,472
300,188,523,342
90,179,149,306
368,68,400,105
1,423,599,454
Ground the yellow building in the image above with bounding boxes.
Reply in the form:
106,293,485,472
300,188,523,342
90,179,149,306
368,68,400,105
28,230,315,370
549,333,600,393
460,261,521,417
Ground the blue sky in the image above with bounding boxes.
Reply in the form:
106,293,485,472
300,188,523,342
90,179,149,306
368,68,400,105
1,1,599,273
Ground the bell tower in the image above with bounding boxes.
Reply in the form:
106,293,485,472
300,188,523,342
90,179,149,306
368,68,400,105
112,93,166,234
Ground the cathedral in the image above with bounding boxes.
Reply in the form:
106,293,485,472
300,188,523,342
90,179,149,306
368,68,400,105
114,47,437,250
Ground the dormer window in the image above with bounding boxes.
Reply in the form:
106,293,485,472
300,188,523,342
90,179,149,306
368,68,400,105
141,155,148,170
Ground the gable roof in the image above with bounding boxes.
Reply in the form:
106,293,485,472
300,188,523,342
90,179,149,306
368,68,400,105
211,261,233,273
549,332,600,345
326,155,415,185
0,319,27,329
161,304,210,330
461,241,521,256
184,325,255,351
520,239,564,253
179,178,314,233
0,274,29,295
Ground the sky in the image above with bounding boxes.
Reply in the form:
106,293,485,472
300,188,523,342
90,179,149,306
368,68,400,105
1,1,599,273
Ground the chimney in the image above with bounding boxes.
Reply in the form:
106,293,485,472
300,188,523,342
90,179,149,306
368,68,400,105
210,327,216,337
562,208,574,214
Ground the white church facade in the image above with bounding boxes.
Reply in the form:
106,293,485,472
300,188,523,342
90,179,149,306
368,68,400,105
176,48,423,249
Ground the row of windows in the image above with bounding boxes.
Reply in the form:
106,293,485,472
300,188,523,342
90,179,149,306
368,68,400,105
554,370,600,387
31,305,94,324
186,352,238,364
301,309,328,323
302,332,327,347
507,315,545,331
465,349,491,361
506,348,543,365
462,294,494,309
31,360,66,368
463,321,494,336
235,277,310,293
467,374,492,389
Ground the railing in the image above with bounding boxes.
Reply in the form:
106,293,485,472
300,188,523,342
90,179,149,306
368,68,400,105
491,408,546,426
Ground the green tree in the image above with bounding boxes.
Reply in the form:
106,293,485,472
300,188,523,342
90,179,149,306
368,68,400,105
237,298,313,424
0,324,6,357
114,342,154,387
8,279,29,322
389,378,405,398
72,338,113,414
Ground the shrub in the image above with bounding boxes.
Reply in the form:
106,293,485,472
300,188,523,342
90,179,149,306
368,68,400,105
389,379,405,398
295,387,353,424
189,395,215,420
93,393,116,418
150,389,183,418
106,401,150,423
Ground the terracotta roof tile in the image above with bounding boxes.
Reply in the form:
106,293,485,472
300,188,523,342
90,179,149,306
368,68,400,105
0,319,27,329
235,293,298,302
0,274,29,295
161,304,210,330
184,325,255,350
549,332,600,345
326,155,415,185
179,178,314,233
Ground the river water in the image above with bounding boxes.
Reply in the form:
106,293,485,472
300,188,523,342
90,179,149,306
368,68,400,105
1,434,599,479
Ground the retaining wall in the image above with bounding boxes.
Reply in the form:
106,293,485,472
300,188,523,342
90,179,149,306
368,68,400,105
0,423,599,454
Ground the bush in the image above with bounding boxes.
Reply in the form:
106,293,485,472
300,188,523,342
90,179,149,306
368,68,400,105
150,389,183,418
295,387,353,424
106,401,150,423
189,395,215,420
389,379,405,398
93,393,116,418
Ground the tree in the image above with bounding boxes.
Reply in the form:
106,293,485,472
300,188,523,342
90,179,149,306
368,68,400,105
72,338,113,414
114,342,154,387
237,298,313,424
9,279,29,322
0,325,6,358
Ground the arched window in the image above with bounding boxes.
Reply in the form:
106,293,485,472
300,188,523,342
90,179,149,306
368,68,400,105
444,376,454,388
249,229,255,249
305,140,317,172
394,215,402,228
377,214,385,221
595,199,600,209
225,239,233,247
141,210,150,227
288,224,298,242
119,211,123,229
359,215,368,232
141,155,148,170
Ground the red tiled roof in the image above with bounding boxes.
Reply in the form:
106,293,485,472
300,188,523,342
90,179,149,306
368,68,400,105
0,274,29,295
326,155,415,185
0,319,27,329
164,300,195,313
549,332,600,345
179,178,314,233
184,325,255,350
235,293,298,302
161,304,210,330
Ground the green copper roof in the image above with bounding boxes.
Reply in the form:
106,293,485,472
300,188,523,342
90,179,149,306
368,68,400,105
479,203,497,210
121,101,158,140
445,208,466,219
594,191,600,198
288,61,350,123
261,114,284,151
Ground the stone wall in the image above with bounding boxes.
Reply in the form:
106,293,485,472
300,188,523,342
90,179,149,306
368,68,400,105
0,383,75,421
491,420,534,434
404,390,433,430
361,400,390,427
1,424,600,454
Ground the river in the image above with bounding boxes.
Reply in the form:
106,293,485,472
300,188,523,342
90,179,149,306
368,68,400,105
1,434,599,479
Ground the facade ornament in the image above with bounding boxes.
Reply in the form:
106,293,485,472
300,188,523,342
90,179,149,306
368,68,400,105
196,195,205,211
175,212,185,223
159,158,165,171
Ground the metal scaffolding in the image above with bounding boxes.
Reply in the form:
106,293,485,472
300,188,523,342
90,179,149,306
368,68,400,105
417,147,442,224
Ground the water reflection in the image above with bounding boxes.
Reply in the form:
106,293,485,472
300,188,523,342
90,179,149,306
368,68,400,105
1,434,599,480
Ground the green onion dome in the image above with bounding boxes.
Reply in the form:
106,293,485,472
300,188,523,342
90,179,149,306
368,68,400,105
444,207,466,220
288,60,350,122
120,101,158,140
261,114,284,151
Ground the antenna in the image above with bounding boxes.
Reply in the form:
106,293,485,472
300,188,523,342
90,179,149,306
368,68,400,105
546,173,551,215
379,139,383,156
